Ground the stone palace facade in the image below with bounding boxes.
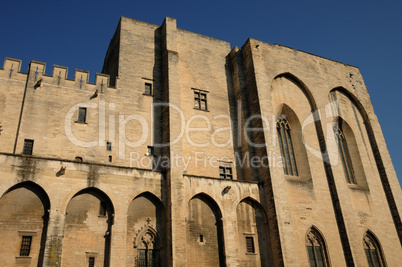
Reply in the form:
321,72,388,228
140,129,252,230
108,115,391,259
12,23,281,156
0,16,401,266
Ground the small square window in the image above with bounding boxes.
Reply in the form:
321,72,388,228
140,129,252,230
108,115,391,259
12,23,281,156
23,139,34,155
145,83,152,95
20,236,32,256
147,146,154,156
246,236,255,253
193,89,208,111
77,107,87,123
219,166,232,179
106,142,112,151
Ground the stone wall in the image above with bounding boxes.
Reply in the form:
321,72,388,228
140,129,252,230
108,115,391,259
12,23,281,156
0,15,400,267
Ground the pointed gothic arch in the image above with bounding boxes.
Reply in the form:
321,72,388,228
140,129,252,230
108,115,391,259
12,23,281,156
363,230,386,267
128,192,166,267
330,87,402,245
237,197,272,266
0,181,50,266
275,104,312,180
186,193,225,267
61,187,114,267
333,117,367,187
273,73,318,111
133,225,162,267
305,226,330,267
271,73,354,265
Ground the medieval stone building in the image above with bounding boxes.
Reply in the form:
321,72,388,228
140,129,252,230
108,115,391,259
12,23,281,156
0,16,401,266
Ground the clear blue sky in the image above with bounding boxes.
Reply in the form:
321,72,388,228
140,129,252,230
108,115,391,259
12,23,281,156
1,1,401,187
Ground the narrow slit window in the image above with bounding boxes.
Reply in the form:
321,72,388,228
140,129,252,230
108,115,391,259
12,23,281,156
99,201,107,216
276,116,298,176
88,257,95,267
19,236,32,256
245,236,255,253
106,142,112,151
108,156,112,162
23,139,34,155
77,107,87,123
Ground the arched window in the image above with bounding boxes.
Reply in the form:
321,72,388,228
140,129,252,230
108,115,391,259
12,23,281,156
363,232,386,267
306,228,329,267
134,227,161,267
277,116,298,176
334,125,355,184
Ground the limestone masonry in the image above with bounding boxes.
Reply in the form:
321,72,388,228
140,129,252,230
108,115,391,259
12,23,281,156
0,16,401,267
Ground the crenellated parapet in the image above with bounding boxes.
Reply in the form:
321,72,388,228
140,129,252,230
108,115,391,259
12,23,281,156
1,58,26,80
1,57,116,92
3,57,22,75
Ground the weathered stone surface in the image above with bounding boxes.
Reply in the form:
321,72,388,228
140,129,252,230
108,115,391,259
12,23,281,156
0,16,400,267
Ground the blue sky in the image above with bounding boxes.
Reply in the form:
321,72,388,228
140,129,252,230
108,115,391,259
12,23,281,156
1,1,401,187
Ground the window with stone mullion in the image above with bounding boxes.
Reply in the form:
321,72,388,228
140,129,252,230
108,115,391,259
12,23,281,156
364,233,384,267
306,229,328,267
335,128,356,184
277,117,298,176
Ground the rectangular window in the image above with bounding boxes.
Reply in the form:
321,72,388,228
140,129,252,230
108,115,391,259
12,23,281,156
246,236,255,253
108,155,112,162
193,89,208,111
106,142,112,151
144,83,152,95
20,236,32,256
219,166,232,179
23,139,34,155
78,107,87,123
88,257,95,267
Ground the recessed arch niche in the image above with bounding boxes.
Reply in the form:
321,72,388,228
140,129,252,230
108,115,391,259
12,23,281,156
186,193,225,267
127,192,166,267
236,197,272,266
61,187,114,267
0,181,50,267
